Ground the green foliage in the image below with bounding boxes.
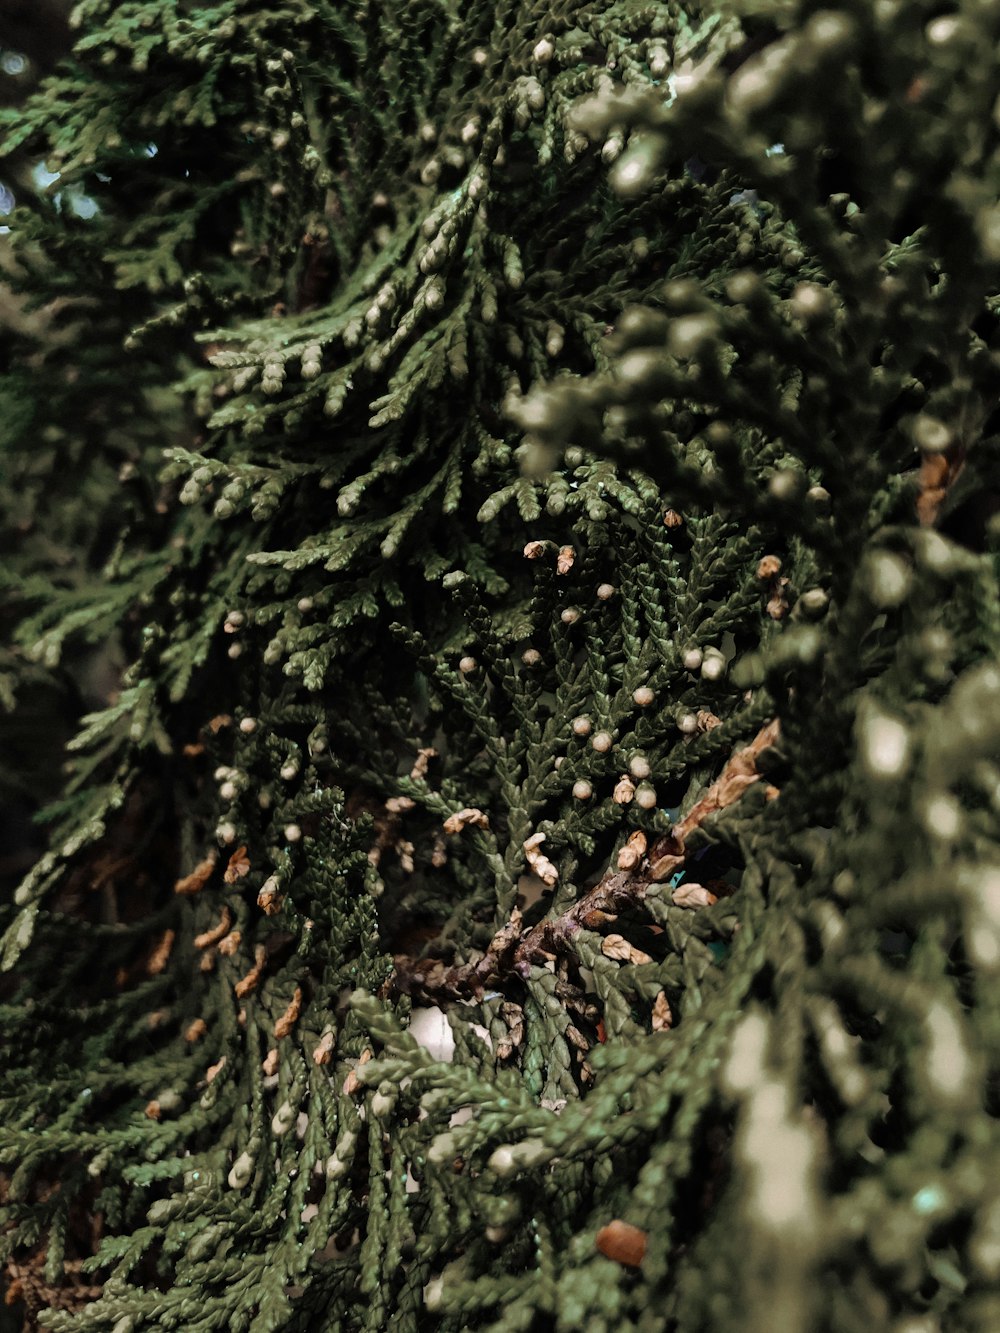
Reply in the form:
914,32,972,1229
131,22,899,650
3,0,1000,1330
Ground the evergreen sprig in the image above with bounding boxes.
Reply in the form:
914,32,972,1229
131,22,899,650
3,1,1000,1330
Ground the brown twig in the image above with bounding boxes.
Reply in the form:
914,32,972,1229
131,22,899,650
390,720,781,1005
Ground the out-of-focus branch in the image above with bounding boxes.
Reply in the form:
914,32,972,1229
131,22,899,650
0,0,74,73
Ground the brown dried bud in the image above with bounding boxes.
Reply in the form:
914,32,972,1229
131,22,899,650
582,908,618,928
757,555,782,580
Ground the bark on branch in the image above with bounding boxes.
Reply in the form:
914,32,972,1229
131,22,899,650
390,719,781,1005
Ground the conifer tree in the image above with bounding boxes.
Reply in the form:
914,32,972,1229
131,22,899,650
3,1,1000,1330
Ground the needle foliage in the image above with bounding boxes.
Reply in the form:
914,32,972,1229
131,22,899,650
3,2,1000,1330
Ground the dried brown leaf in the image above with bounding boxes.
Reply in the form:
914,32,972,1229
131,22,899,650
174,853,217,896
217,929,241,957
601,934,653,965
524,832,559,885
194,906,232,951
649,719,781,883
410,746,438,780
274,985,303,1039
234,943,267,998
652,991,673,1032
343,1048,372,1096
443,807,490,835
671,882,718,909
312,1029,336,1065
223,845,250,884
385,796,416,814
917,450,964,527
257,877,284,915
147,928,176,975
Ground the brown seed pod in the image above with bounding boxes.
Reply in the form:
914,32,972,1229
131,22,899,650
595,1220,647,1267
